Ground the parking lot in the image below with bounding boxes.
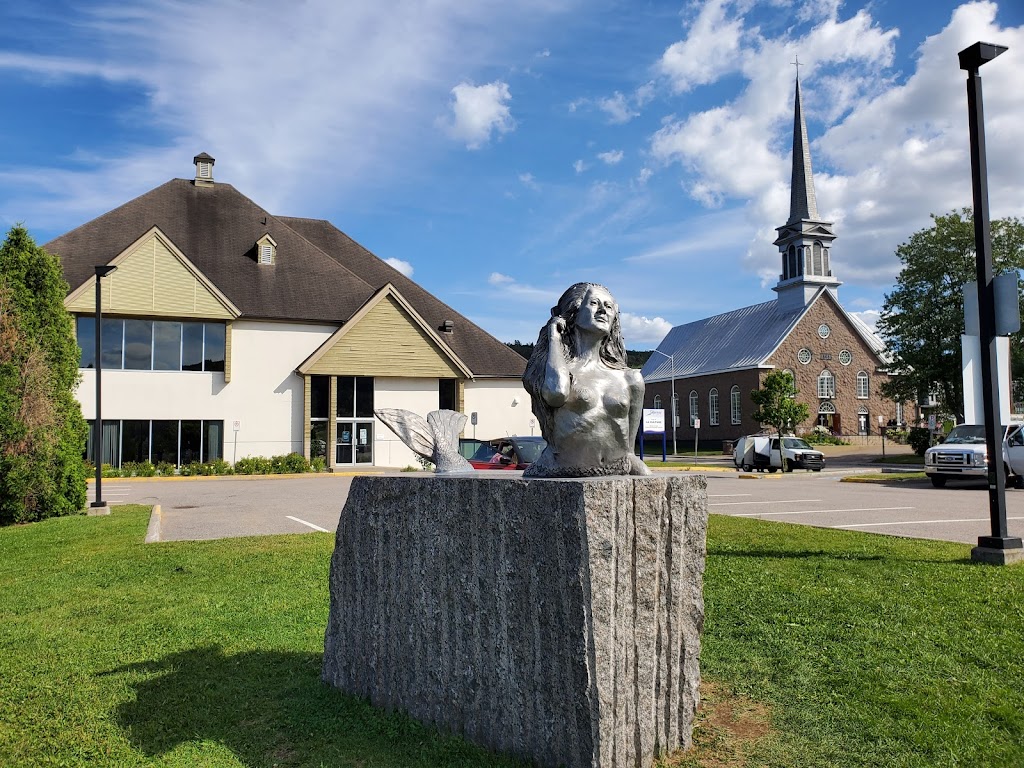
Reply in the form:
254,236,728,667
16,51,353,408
87,466,1024,546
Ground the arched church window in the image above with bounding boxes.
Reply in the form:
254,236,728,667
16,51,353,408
797,247,804,275
817,369,835,399
812,242,823,275
653,394,662,410
822,246,830,277
787,245,797,280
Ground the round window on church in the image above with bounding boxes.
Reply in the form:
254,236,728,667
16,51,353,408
798,348,812,365
839,349,852,366
818,324,831,339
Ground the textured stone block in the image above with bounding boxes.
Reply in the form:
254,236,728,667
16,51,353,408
322,475,708,768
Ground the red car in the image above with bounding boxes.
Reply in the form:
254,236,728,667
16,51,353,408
467,436,546,470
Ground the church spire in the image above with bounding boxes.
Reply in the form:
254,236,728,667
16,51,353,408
773,64,840,312
788,74,819,224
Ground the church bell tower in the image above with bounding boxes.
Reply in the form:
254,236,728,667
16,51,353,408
773,72,841,312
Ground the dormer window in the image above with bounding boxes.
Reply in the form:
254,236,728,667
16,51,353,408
256,234,277,265
193,152,215,186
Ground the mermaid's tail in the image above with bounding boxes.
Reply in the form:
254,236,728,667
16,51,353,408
374,408,474,474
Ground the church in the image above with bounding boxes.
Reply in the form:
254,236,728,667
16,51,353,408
641,76,905,447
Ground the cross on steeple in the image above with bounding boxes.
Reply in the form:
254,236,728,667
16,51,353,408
792,55,802,79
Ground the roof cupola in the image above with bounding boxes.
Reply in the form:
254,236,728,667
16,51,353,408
193,152,215,187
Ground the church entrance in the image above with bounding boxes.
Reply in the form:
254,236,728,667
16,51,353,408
817,402,839,435
857,408,869,436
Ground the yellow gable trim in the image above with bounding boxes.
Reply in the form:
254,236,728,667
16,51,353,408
304,294,464,377
64,227,240,319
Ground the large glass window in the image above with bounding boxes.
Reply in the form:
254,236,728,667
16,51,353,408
356,377,374,418
182,322,204,371
100,318,123,369
730,385,742,425
151,421,179,464
121,420,150,464
124,319,153,370
77,316,226,373
77,316,96,368
204,421,223,462
153,321,182,370
337,376,355,417
180,420,202,464
204,322,225,372
85,419,223,467
310,376,330,418
439,379,458,412
709,389,719,426
689,390,698,426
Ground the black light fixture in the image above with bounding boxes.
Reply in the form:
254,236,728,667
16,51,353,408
90,265,117,513
959,41,1022,564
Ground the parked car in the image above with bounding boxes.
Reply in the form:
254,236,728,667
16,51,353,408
468,436,546,470
733,434,825,473
924,422,1024,488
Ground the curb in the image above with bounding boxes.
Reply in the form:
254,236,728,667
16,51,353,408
145,504,162,543
86,471,385,484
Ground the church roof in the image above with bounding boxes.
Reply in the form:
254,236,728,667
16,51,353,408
641,299,804,381
641,289,888,382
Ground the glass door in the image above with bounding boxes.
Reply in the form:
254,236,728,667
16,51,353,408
336,421,354,465
355,421,373,464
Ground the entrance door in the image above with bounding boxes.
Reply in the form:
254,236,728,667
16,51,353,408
336,420,374,465
858,411,869,435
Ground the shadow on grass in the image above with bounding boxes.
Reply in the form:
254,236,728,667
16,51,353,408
708,548,885,562
102,645,525,768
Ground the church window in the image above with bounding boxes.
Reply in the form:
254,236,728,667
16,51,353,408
857,371,870,399
709,388,719,425
787,245,797,279
817,370,835,399
822,247,830,276
839,349,852,366
653,394,662,410
798,348,812,365
730,385,741,425
689,390,698,426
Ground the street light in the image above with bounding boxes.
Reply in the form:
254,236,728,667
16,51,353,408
90,264,117,514
959,41,1023,564
651,349,677,456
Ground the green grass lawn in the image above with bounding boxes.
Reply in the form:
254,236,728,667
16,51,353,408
2,507,1022,767
871,454,925,465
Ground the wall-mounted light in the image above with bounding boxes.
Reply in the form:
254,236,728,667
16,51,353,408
511,398,519,407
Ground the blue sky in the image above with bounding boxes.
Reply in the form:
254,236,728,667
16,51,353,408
1,0,1022,349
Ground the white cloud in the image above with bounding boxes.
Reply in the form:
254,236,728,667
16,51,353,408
597,92,637,124
442,80,516,149
658,0,745,93
573,159,588,174
0,0,567,223
620,312,673,347
487,272,555,302
488,272,514,285
519,172,540,190
637,167,653,185
384,257,414,277
597,149,624,165
850,309,881,334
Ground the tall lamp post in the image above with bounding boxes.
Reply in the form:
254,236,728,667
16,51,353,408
651,349,677,456
959,41,1023,565
90,265,117,514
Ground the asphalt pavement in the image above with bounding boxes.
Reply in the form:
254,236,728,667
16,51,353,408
85,441,1022,547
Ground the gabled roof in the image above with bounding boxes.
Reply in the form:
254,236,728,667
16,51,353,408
279,216,528,377
45,177,526,377
642,299,805,381
642,289,889,382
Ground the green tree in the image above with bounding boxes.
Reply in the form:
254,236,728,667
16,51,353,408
0,225,88,524
750,370,810,436
876,209,1024,421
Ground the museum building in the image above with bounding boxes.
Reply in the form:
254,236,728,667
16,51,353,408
642,76,905,446
48,154,530,469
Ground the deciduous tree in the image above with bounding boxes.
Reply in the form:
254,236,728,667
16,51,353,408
750,370,809,436
876,209,1024,421
0,225,87,524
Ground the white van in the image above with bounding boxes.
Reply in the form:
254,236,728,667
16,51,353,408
924,423,1024,488
733,434,825,473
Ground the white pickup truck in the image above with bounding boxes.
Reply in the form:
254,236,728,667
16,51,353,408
923,423,1024,488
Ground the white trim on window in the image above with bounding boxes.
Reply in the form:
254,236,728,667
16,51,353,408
730,385,741,425
857,370,870,399
817,369,835,399
709,388,719,426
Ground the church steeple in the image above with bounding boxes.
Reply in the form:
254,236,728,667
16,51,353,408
773,68,840,312
788,76,819,223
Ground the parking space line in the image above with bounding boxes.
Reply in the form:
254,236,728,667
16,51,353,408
835,515,1024,529
711,499,821,507
735,506,915,518
708,494,752,498
285,515,330,533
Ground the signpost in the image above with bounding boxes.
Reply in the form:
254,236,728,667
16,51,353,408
693,418,700,463
640,408,667,462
